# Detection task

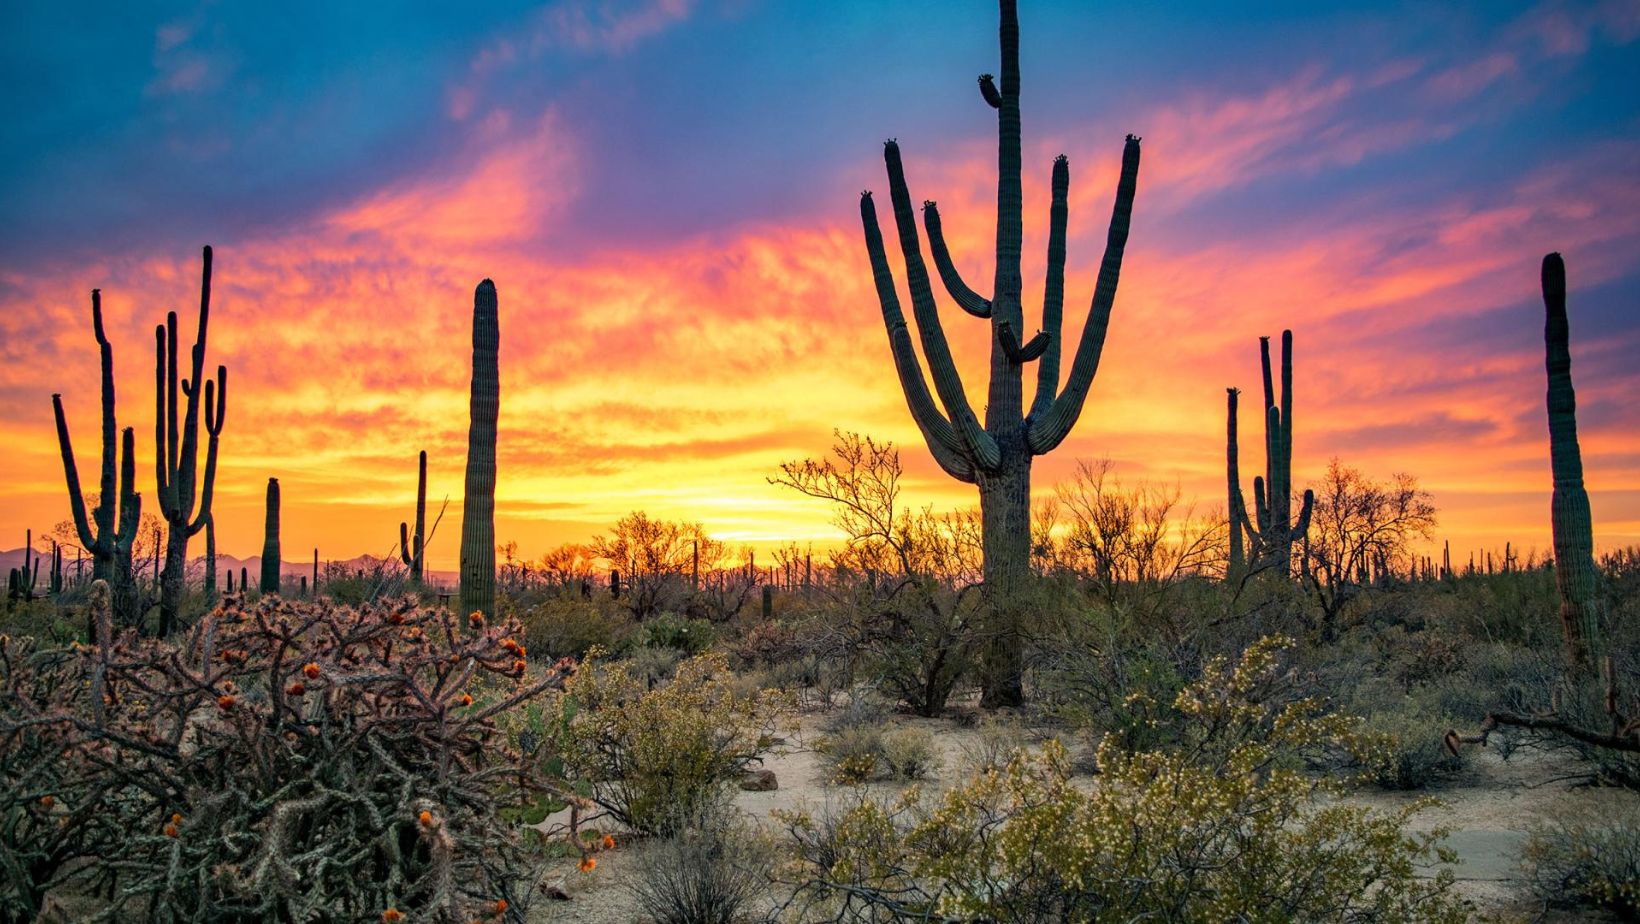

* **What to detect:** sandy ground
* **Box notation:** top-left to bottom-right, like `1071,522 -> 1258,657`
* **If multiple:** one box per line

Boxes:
530,710 -> 1640,923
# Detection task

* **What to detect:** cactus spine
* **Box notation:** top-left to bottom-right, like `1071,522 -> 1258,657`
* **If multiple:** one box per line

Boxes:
1228,331 -> 1314,578
53,288 -> 144,627
155,246 -> 228,635
459,280 -> 499,624
400,450 -> 427,584
1542,252 -> 1600,669
861,0 -> 1140,706
260,477 -> 281,594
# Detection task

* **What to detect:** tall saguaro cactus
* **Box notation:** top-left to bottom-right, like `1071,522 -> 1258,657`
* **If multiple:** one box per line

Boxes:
261,477 -> 281,594
1228,331 -> 1314,578
861,0 -> 1140,706
1542,252 -> 1600,669
400,450 -> 427,584
53,289 -> 143,627
460,281 -> 499,623
155,246 -> 228,635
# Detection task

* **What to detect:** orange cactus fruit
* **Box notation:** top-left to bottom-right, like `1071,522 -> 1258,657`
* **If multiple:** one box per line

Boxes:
389,610 -> 406,624
469,611 -> 485,628
418,810 -> 434,827
216,695 -> 236,711
460,693 -> 474,706
493,899 -> 508,913
302,662 -> 321,679
286,682 -> 306,696
511,659 -> 527,674
381,910 -> 403,923
601,833 -> 615,850
39,795 -> 55,809
577,855 -> 597,873
163,823 -> 179,838
171,813 -> 182,824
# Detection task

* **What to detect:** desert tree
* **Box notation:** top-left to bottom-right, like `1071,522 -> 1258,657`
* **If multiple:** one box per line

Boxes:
1300,459 -> 1436,640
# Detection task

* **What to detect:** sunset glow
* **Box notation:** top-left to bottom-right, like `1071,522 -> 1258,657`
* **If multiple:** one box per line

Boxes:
3,0 -> 1638,570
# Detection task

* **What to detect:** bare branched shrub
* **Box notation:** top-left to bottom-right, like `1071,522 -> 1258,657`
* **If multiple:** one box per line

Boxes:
626,797 -> 774,924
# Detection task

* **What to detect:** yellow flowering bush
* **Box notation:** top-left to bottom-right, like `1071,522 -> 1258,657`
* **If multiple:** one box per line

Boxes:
553,650 -> 789,834
778,637 -> 1470,922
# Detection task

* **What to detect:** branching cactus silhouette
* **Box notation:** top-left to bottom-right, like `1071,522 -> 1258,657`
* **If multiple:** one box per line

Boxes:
460,281 -> 499,624
1542,252 -> 1600,669
401,449 -> 428,584
1227,331 -> 1313,579
52,288 -> 143,628
154,246 -> 227,635
860,0 -> 1140,705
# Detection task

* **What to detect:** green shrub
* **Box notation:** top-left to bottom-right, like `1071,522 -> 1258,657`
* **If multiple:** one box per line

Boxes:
1355,703 -> 1465,790
514,594 -> 627,660
635,612 -> 718,655
816,725 -> 884,784
880,726 -> 939,781
777,637 -> 1469,922
552,651 -> 787,835
1521,799 -> 1640,917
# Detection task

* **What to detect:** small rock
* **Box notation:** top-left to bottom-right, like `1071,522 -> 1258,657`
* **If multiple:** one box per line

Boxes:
739,769 -> 778,791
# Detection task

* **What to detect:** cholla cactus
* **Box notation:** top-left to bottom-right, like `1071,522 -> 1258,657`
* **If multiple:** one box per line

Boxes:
2,592 -> 589,921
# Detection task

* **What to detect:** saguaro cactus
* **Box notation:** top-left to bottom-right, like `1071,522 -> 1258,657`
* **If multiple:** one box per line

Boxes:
261,477 -> 281,594
203,514 -> 217,604
53,288 -> 144,627
155,246 -> 228,635
400,450 -> 428,584
1228,331 -> 1314,578
1542,252 -> 1600,669
861,0 -> 1140,706
459,281 -> 499,623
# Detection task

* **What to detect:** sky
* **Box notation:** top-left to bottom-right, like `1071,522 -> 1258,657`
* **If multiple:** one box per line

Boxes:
2,0 -> 1638,571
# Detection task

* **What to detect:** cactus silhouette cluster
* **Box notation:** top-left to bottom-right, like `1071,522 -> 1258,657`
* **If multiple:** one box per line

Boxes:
154,246 -> 227,635
1542,253 -> 1601,668
1227,331 -> 1314,579
6,531 -> 39,602
861,0 -> 1140,705
460,281 -> 500,624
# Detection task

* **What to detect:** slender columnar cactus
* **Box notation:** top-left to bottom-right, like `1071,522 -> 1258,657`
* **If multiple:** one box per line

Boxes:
53,288 -> 143,626
16,530 -> 39,600
154,246 -> 227,635
1226,389 -> 1247,578
1542,252 -> 1600,668
312,548 -> 319,598
459,281 -> 499,624
261,477 -> 281,594
50,540 -> 63,595
203,514 -> 217,604
862,0 -> 1140,706
1228,331 -> 1314,578
400,450 -> 428,583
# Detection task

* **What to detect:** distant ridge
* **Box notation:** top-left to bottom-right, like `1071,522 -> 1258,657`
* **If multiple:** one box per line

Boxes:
0,548 -> 456,588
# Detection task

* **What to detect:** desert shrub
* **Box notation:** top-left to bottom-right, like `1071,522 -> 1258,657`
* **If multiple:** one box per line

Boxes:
0,598 -> 82,645
622,644 -> 684,687
2,587 -> 583,923
626,796 -> 774,924
634,612 -> 718,655
777,637 -> 1469,923
816,725 -> 884,784
957,715 -> 1031,775
1521,799 -> 1640,917
552,651 -> 787,835
880,726 -> 939,781
514,594 -> 627,661
1354,702 -> 1465,789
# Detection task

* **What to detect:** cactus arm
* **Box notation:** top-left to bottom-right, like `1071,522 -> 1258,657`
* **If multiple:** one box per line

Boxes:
186,369 -> 225,536
1226,388 -> 1247,572
862,191 -> 976,482
998,322 -> 1048,363
1027,134 -> 1140,454
978,73 -> 1001,109
880,146 -> 1000,470
992,0 -> 1024,340
1031,155 -> 1071,419
91,291 -> 116,539
1291,489 -> 1315,540
1278,330 -> 1294,537
400,521 -> 413,565
1252,475 -> 1270,540
176,247 -> 213,517
155,320 -> 173,516
53,394 -> 101,553
921,202 -> 992,318
116,427 -> 141,549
